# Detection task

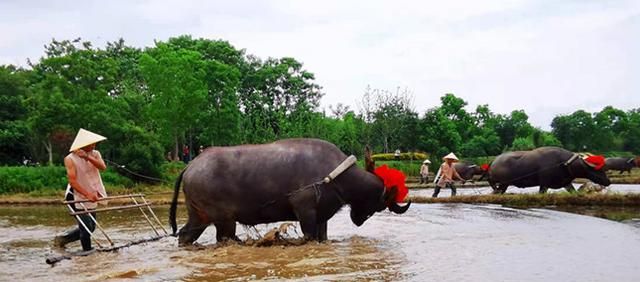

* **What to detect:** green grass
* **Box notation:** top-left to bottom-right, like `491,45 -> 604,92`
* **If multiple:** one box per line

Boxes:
408,193 -> 640,208
0,165 -> 133,195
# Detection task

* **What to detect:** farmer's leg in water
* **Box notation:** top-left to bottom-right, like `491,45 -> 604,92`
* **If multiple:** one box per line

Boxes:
448,182 -> 457,196
54,191 -> 80,247
432,185 -> 441,198
78,212 -> 97,251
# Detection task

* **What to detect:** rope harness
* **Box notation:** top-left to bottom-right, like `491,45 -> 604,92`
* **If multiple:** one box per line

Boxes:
260,155 -> 357,209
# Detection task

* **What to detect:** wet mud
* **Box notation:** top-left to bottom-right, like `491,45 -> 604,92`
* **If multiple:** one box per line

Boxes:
1,201 -> 640,281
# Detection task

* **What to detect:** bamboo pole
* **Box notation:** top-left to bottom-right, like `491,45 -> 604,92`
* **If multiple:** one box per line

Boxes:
62,194 -> 145,204
69,203 -> 150,216
140,196 -> 169,235
130,196 -> 160,236
79,203 -> 114,246
65,203 -> 103,249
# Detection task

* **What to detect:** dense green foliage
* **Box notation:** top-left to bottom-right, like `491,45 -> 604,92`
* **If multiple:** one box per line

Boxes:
1,35 -> 638,187
0,166 -> 132,194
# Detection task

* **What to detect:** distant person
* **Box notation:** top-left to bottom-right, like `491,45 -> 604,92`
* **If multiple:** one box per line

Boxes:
394,149 -> 401,160
420,159 -> 430,184
433,153 -> 465,198
198,145 -> 204,155
53,128 -> 108,251
182,145 -> 190,164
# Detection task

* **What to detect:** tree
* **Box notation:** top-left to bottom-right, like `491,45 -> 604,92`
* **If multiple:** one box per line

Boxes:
0,65 -> 30,165
358,86 -> 418,153
511,137 -> 535,151
551,110 -> 595,151
239,56 -> 323,142
592,106 -> 627,151
140,44 -> 208,159
621,109 -> 640,154
196,60 -> 242,146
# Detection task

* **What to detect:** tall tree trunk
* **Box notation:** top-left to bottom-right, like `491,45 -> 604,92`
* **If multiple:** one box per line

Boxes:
174,134 -> 179,161
43,140 -> 52,166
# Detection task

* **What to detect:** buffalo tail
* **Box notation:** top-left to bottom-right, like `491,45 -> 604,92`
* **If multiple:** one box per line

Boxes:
169,169 -> 186,236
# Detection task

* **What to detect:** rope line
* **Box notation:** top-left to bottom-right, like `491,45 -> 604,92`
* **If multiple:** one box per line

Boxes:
104,159 -> 168,183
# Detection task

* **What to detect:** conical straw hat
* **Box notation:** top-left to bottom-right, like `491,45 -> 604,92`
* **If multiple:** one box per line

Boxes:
69,128 -> 107,152
423,159 -> 431,164
442,152 -> 459,161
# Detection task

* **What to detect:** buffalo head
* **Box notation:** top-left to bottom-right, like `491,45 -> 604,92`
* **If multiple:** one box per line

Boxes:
350,146 -> 411,226
578,156 -> 611,187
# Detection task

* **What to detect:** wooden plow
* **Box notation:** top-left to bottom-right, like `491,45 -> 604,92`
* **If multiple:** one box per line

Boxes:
46,194 -> 170,265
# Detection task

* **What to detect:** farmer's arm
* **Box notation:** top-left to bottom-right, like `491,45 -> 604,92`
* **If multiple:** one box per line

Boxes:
83,151 -> 106,171
453,168 -> 465,181
64,156 -> 98,202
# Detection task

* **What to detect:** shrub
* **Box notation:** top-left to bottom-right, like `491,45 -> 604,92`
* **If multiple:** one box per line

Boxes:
357,159 -> 423,177
0,166 -> 132,194
160,161 -> 186,182
371,152 -> 428,161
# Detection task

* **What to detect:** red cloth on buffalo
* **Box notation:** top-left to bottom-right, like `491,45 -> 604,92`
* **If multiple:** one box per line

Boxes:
584,155 -> 605,170
374,165 -> 408,202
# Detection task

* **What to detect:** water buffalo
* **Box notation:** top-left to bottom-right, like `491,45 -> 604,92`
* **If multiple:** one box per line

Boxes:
169,138 -> 410,245
604,157 -> 638,174
488,147 -> 611,194
454,162 -> 489,182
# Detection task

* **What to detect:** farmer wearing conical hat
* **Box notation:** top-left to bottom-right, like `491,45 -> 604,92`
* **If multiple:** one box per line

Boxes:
432,152 -> 465,198
53,129 -> 107,251
420,159 -> 431,184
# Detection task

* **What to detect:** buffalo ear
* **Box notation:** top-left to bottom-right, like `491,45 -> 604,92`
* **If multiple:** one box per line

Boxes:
365,145 -> 375,173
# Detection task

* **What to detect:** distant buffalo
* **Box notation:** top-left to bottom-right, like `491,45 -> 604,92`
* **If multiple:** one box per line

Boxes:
604,157 -> 638,174
453,162 -> 489,182
488,147 -> 611,194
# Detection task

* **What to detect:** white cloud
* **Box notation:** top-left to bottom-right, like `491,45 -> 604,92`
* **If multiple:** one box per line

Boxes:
1,0 -> 638,129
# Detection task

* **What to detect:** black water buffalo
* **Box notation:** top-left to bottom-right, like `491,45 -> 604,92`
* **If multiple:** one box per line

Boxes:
604,157 -> 638,174
169,138 -> 410,245
488,147 -> 611,194
454,162 -> 488,182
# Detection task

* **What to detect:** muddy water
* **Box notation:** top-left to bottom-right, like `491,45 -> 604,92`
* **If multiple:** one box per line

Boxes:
410,183 -> 640,198
1,203 -> 640,281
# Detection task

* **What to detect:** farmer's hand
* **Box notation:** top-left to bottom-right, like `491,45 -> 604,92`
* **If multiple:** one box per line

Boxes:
75,150 -> 88,159
88,191 -> 99,202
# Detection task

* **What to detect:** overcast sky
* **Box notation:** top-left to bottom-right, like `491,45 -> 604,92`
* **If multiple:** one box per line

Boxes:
1,0 -> 639,129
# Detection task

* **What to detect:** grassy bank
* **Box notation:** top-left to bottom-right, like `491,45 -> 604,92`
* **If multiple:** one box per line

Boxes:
409,193 -> 640,208
0,184 -> 179,205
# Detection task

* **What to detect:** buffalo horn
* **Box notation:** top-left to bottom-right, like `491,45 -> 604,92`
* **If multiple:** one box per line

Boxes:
388,201 -> 411,214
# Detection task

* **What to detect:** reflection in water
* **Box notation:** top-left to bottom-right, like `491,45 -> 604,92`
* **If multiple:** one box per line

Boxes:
1,204 -> 640,281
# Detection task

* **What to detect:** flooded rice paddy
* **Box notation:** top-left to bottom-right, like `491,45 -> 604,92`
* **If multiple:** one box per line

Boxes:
1,186 -> 640,281
410,183 -> 640,198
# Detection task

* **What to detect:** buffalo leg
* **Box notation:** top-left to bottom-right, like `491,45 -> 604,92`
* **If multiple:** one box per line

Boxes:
317,222 -> 328,242
178,221 -> 208,246
297,210 -> 319,241
493,184 -> 508,194
489,181 -> 500,194
539,186 -> 548,194
214,221 -> 240,242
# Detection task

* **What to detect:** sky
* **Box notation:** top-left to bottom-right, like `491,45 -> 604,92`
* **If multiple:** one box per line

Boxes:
1,0 -> 639,129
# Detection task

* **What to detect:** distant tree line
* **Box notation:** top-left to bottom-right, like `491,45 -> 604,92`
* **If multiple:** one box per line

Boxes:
1,35 -> 638,178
